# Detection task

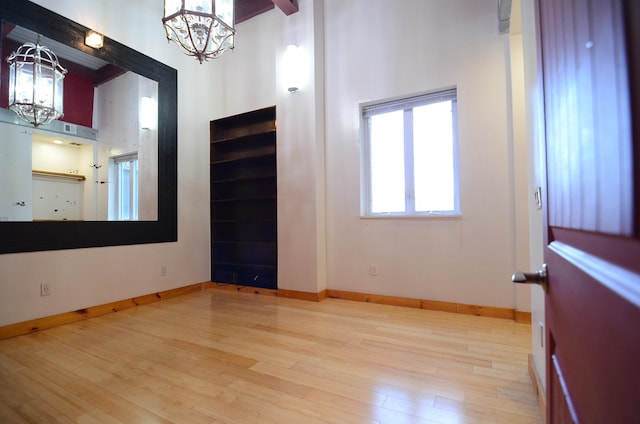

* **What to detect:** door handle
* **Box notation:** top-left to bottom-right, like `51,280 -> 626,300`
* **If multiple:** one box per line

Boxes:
512,264 -> 548,293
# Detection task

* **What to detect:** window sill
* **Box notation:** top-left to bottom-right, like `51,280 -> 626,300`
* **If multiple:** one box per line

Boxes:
360,213 -> 462,220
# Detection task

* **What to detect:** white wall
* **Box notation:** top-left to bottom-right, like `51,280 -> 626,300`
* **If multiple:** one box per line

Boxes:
521,0 -> 547,390
0,123 -> 32,221
323,0 -> 529,308
509,34 -> 533,314
0,0 -> 218,326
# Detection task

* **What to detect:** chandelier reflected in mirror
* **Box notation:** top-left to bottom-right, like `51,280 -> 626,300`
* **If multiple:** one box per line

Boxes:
162,0 -> 235,63
7,36 -> 67,128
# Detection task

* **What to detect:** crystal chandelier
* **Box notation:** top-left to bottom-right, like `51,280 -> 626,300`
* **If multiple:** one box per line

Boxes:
7,37 -> 67,128
162,0 -> 235,63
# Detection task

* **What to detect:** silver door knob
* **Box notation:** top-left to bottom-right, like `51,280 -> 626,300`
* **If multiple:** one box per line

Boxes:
512,263 -> 548,293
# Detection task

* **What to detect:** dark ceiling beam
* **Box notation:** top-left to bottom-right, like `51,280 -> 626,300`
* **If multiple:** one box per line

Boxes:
93,65 -> 128,87
271,0 -> 298,16
235,0 -> 274,24
1,22 -> 16,39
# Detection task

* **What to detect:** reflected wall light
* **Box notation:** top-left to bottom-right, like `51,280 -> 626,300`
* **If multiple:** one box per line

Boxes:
283,44 -> 303,93
85,30 -> 104,49
7,37 -> 67,128
140,96 -> 157,130
162,0 -> 235,63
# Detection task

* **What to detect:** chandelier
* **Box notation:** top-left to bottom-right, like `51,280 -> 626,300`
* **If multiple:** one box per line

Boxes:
7,37 -> 67,128
162,0 -> 235,63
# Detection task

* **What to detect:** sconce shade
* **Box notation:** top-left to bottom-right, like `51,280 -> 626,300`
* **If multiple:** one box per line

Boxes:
140,96 -> 157,129
7,40 -> 67,128
162,0 -> 235,63
284,44 -> 303,92
85,30 -> 104,49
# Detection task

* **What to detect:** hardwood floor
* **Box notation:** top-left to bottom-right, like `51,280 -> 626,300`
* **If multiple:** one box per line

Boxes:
0,289 -> 542,423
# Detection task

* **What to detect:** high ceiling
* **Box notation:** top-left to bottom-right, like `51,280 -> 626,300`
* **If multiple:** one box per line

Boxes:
1,0 -> 299,84
236,0 -> 298,24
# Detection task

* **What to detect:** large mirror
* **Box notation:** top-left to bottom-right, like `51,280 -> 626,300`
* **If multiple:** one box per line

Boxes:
0,2 -> 177,253
1,24 -> 160,223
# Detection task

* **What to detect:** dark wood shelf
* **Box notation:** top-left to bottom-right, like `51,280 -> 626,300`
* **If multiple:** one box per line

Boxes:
212,261 -> 276,269
211,218 -> 275,223
211,174 -> 276,184
210,150 -> 275,165
211,129 -> 276,144
211,106 -> 276,140
210,106 -> 277,289
211,195 -> 276,203
213,240 -> 275,245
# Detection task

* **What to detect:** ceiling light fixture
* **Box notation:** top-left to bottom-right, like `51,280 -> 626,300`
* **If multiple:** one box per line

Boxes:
162,0 -> 235,64
7,36 -> 67,128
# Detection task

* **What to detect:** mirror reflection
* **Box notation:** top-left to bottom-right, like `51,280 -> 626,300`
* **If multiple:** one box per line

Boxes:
0,22 -> 158,222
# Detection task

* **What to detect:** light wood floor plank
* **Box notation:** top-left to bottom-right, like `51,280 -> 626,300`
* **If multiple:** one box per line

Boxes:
0,289 -> 541,423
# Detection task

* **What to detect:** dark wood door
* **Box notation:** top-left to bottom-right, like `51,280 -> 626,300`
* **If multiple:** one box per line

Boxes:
537,0 -> 640,422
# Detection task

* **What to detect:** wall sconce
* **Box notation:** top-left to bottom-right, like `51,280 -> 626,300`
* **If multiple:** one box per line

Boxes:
140,97 -> 157,130
85,30 -> 104,49
7,37 -> 67,128
162,0 -> 235,63
283,44 -> 303,93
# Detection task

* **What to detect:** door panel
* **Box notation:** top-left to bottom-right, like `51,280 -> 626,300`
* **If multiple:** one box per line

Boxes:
538,0 -> 640,422
546,232 -> 640,422
542,0 -> 632,235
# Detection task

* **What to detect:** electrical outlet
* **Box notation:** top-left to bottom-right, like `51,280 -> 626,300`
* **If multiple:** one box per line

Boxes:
161,266 -> 167,277
40,283 -> 51,296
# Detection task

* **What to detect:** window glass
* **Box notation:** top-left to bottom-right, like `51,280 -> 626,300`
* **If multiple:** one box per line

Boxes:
413,101 -> 455,212
370,110 -> 405,213
114,154 -> 138,220
362,89 -> 459,217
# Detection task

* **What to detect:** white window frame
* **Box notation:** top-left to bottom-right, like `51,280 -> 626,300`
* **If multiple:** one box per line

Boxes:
361,88 -> 460,218
112,153 -> 139,221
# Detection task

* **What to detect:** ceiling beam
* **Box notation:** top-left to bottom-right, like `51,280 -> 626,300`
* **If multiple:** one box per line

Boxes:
271,0 -> 298,16
235,0 -> 274,24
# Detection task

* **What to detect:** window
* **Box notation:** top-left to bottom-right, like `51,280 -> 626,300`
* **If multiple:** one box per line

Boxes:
113,153 -> 139,220
362,88 -> 459,217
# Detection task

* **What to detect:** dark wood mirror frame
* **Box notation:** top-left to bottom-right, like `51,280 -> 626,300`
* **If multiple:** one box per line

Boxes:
0,2 -> 178,253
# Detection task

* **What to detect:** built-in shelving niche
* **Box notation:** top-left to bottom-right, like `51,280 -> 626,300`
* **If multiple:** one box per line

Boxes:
210,106 -> 277,289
